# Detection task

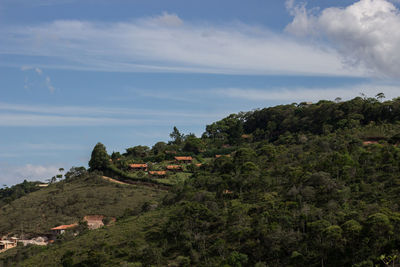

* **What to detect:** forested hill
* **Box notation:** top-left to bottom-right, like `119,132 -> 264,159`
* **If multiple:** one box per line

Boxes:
204,95 -> 400,144
2,95 -> 400,267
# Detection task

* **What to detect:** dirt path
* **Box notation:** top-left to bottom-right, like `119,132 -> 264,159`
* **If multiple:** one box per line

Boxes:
102,176 -> 131,185
102,176 -> 170,191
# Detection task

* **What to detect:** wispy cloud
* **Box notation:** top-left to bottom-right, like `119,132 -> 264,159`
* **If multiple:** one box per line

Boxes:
0,13 -> 367,77
0,102 -> 228,127
216,83 -> 400,103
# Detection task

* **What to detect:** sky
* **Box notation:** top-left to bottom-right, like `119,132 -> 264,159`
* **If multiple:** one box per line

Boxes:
1,0 -> 400,186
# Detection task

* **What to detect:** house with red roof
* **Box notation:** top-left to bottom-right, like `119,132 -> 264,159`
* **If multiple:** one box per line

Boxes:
166,165 -> 183,172
129,163 -> 148,171
149,171 -> 167,178
175,156 -> 193,164
51,224 -> 78,235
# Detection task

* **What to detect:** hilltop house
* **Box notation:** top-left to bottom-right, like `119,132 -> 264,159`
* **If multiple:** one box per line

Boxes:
129,163 -> 148,171
175,156 -> 193,164
149,171 -> 167,178
51,224 -> 78,235
166,165 -> 183,172
83,215 -> 105,230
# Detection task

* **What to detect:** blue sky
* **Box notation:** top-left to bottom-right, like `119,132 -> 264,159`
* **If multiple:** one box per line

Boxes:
1,0 -> 400,185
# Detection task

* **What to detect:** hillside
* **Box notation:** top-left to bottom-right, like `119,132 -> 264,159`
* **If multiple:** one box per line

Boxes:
0,168 -> 165,238
2,96 -> 400,266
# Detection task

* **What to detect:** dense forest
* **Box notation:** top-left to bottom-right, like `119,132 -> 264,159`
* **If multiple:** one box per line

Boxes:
2,95 -> 400,266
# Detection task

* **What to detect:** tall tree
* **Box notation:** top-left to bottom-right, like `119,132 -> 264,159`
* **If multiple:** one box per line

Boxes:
170,126 -> 184,145
88,142 -> 110,171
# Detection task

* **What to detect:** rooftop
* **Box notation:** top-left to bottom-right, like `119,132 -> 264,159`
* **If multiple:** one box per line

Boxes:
51,223 -> 78,230
175,156 -> 193,161
129,163 -> 148,168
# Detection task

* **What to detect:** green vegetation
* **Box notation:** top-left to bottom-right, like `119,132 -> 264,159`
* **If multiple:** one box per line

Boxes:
2,95 -> 400,266
0,180 -> 41,207
0,169 -> 165,237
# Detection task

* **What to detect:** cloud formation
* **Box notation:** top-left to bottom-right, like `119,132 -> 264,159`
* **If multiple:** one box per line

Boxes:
0,163 -> 60,186
286,0 -> 400,77
217,83 -> 400,103
0,13 -> 365,77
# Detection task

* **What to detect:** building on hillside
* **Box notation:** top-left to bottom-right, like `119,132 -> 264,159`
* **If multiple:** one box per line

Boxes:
362,140 -> 379,145
175,156 -> 193,164
166,165 -> 183,172
362,136 -> 386,146
129,163 -> 148,171
223,189 -> 233,195
195,163 -> 202,167
37,183 -> 49,187
83,215 -> 105,230
51,224 -> 78,235
0,240 -> 17,252
149,171 -> 167,178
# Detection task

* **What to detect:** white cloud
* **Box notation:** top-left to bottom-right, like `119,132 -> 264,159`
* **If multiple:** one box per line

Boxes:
286,0 -> 400,78
0,164 -> 60,186
0,13 -> 367,77
148,12 -> 183,27
216,83 -> 400,103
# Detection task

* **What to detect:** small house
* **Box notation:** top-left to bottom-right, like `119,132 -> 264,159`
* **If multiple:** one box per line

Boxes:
129,163 -> 148,171
166,165 -> 183,172
223,189 -> 233,195
83,215 -> 105,230
51,224 -> 78,235
175,156 -> 193,164
362,141 -> 379,145
149,171 -> 167,178
0,240 -> 16,252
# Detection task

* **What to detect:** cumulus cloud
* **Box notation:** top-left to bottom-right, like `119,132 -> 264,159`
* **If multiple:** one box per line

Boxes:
0,13 -> 366,77
0,164 -> 60,186
286,0 -> 400,77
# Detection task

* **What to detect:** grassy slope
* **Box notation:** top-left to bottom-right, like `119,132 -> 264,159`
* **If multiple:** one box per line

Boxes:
0,174 -> 165,237
0,209 -> 169,267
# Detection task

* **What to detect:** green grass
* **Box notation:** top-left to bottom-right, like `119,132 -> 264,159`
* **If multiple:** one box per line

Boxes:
0,174 -> 165,237
0,208 -> 171,267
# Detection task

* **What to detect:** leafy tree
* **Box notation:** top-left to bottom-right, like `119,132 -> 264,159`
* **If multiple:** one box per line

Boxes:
170,126 -> 184,145
125,145 -> 150,158
88,142 -> 110,171
183,135 -> 203,154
